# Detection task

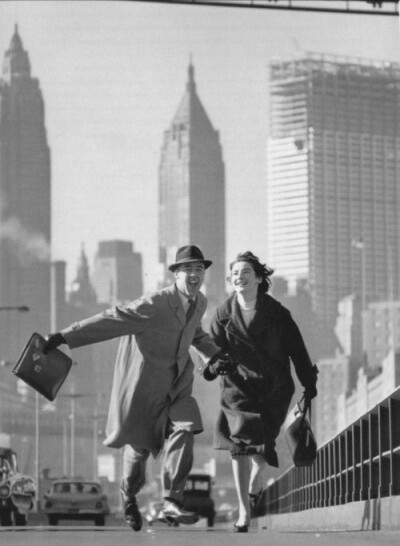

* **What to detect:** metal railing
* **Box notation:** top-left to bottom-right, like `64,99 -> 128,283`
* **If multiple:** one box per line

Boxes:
265,386 -> 400,514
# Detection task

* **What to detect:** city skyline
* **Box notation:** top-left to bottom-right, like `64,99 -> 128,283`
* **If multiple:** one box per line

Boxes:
0,1 -> 399,293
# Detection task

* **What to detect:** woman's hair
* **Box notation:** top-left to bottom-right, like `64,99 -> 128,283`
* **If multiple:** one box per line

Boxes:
229,251 -> 274,293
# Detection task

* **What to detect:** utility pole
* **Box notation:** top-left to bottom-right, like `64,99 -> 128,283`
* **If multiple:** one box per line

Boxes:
61,384 -> 92,477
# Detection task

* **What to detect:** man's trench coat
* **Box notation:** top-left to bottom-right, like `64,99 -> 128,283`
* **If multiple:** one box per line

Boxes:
61,284 -> 219,457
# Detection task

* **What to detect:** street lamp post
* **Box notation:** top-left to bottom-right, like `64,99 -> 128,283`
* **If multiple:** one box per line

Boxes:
61,384 -> 92,477
92,411 -> 107,480
35,391 -> 40,512
62,417 -> 68,476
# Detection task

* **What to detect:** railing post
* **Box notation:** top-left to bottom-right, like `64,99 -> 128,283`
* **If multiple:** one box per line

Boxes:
346,427 -> 353,504
360,417 -> 369,500
352,422 -> 360,502
317,448 -> 323,508
388,398 -> 394,496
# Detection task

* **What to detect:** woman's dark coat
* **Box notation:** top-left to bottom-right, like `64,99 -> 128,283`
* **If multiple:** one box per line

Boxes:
205,291 -> 316,467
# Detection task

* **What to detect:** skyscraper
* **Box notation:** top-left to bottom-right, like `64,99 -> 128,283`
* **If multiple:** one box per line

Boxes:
92,240 -> 143,306
0,26 -> 51,361
69,245 -> 97,310
158,63 -> 226,310
267,53 -> 400,357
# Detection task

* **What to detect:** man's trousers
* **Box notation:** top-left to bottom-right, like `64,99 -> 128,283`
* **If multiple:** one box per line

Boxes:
121,425 -> 194,505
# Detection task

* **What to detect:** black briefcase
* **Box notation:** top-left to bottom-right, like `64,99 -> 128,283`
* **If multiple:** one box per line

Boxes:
12,332 -> 72,401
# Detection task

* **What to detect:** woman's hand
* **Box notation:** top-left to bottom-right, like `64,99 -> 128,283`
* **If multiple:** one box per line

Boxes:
304,384 -> 317,402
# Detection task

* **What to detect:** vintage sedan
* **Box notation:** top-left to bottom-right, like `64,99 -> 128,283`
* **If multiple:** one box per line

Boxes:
43,479 -> 109,526
183,473 -> 215,527
0,447 -> 36,526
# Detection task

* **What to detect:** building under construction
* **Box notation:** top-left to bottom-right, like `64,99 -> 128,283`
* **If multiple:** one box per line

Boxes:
267,53 -> 400,359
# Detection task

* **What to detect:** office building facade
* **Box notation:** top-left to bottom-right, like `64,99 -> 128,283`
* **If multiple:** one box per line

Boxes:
92,240 -> 143,306
363,300 -> 400,370
267,53 -> 400,356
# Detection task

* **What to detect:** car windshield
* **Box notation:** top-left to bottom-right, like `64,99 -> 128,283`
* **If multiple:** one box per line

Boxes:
53,482 -> 100,494
185,479 -> 210,491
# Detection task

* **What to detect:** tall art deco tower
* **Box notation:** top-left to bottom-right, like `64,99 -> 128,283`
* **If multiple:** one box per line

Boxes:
158,63 -> 226,311
0,26 -> 51,361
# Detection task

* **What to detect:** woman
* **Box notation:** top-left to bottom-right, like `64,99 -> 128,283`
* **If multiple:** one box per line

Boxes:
203,251 -> 317,532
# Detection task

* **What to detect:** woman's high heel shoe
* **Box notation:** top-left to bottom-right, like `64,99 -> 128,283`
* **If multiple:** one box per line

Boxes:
234,523 -> 248,533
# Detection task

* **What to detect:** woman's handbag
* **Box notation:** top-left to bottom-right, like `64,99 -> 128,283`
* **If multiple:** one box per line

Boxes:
284,397 -> 317,467
12,332 -> 73,401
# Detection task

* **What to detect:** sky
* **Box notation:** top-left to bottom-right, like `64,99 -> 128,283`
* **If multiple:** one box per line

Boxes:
0,0 -> 399,291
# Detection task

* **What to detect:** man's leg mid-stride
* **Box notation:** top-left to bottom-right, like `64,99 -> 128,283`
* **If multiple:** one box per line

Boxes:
121,445 -> 150,531
158,425 -> 199,525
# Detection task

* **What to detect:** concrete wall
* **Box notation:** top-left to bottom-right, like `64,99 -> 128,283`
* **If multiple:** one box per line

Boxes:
260,496 -> 400,532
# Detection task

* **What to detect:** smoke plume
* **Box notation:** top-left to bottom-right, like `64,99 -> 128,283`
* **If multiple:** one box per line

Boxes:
0,217 -> 50,265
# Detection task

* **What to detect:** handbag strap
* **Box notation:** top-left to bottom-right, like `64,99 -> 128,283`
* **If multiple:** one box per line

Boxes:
300,395 -> 312,423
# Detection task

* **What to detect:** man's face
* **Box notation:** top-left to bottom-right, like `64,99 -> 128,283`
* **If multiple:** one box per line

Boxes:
174,262 -> 206,298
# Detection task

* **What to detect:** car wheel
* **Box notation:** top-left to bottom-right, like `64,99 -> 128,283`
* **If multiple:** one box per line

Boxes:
14,512 -> 27,526
0,509 -> 13,526
48,515 -> 58,526
95,515 -> 105,526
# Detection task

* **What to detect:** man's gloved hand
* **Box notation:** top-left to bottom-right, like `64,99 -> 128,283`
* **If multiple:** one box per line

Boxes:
208,352 -> 235,376
43,332 -> 66,354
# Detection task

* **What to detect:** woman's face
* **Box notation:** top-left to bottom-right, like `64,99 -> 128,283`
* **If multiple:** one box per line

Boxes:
230,260 -> 261,297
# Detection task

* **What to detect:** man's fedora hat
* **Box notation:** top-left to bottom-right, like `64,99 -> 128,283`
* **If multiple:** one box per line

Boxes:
168,245 -> 212,272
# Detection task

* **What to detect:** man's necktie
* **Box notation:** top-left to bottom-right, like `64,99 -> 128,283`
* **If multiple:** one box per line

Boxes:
186,298 -> 195,322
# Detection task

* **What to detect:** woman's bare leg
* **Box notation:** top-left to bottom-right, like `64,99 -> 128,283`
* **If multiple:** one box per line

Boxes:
249,454 -> 267,495
231,455 -> 251,526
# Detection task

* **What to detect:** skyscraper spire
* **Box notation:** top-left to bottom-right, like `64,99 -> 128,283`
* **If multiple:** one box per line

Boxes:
2,24 -> 31,82
187,58 -> 196,92
69,243 -> 97,307
159,64 -> 225,307
10,24 -> 23,51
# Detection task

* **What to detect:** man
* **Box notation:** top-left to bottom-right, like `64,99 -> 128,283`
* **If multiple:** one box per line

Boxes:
44,245 -> 231,531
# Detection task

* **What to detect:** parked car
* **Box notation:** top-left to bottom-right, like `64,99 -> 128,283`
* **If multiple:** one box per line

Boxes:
42,479 -> 109,526
183,473 -> 215,527
0,447 -> 36,526
214,486 -> 238,523
214,502 -> 238,523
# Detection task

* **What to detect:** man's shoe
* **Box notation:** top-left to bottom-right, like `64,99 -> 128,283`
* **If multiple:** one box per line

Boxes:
124,497 -> 142,531
157,500 -> 199,525
234,523 -> 248,533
